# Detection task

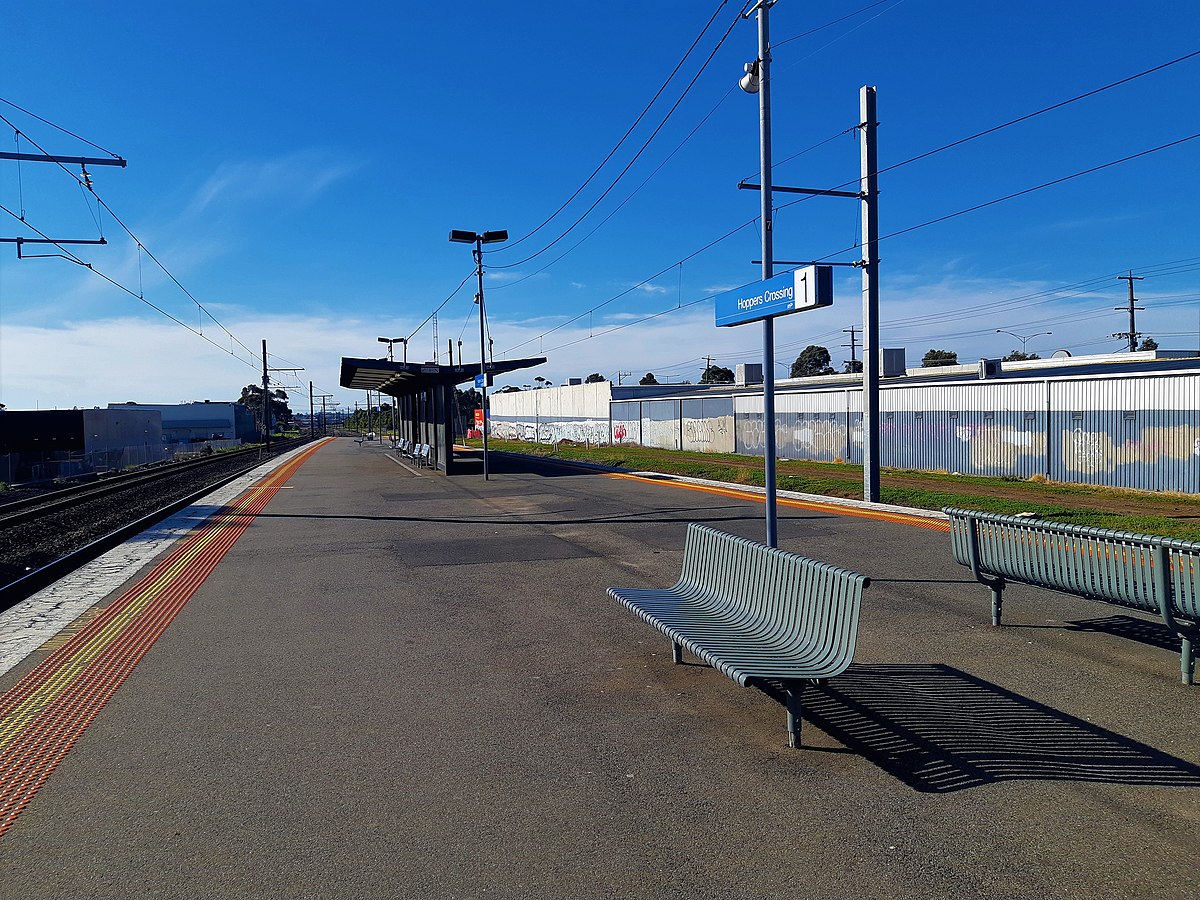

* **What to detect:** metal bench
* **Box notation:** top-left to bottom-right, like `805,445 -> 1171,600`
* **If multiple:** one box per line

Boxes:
607,523 -> 870,747
945,507 -> 1200,685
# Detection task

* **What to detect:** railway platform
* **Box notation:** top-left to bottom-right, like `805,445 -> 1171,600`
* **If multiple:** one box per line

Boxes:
1,436 -> 1197,899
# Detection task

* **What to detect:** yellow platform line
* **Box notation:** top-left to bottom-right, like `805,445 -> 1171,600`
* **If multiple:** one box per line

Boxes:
604,471 -> 949,532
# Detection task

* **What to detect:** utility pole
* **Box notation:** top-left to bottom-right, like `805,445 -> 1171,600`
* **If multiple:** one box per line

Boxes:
1114,271 -> 1145,352
860,86 -> 881,503
842,326 -> 860,369
261,340 -> 271,452
316,393 -> 333,436
309,381 -> 315,439
614,371 -> 632,385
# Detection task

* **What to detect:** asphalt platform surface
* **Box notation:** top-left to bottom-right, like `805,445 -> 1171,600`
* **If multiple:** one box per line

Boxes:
3,437 -> 1198,898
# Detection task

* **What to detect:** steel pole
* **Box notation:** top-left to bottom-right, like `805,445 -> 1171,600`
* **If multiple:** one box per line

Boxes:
860,86 -> 881,502
476,238 -> 490,480
757,2 -> 777,547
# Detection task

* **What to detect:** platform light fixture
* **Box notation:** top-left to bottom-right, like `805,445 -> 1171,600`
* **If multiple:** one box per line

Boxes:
449,227 -> 509,479
996,329 -> 1051,355
377,336 -> 408,363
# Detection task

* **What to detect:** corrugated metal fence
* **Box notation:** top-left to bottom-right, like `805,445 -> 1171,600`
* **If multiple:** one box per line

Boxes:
607,372 -> 1200,493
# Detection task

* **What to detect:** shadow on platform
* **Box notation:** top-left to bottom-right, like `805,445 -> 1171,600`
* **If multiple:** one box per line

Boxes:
761,664 -> 1200,793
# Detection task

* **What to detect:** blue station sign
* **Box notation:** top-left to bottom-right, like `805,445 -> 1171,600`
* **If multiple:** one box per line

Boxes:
714,265 -> 833,328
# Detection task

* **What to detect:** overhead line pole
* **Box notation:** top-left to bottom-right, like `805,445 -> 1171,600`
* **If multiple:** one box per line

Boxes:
261,340 -> 271,453
752,0 -> 778,548
860,86 -> 881,502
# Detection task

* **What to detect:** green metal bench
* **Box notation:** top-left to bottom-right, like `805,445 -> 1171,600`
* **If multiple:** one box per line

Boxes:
607,523 -> 870,748
945,507 -> 1200,685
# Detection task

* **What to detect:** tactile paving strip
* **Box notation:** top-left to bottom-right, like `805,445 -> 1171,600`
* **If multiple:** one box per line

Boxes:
0,439 -> 331,838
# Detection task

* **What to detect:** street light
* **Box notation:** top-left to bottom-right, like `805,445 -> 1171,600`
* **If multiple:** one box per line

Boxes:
449,228 -> 508,480
377,336 -> 407,363
996,329 -> 1051,355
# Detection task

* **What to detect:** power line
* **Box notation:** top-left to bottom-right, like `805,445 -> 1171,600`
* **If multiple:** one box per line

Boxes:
494,83 -> 742,293
772,47 -> 1200,220
498,0 -> 731,256
489,6 -> 743,270
772,0 -> 895,49
0,109 -> 258,359
0,202 -> 261,371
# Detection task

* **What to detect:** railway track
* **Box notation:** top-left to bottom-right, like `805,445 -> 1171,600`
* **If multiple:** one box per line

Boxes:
0,438 -> 312,610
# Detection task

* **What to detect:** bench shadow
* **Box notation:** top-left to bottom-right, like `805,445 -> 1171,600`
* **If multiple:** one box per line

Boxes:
1004,614 -> 1182,653
762,664 -> 1200,793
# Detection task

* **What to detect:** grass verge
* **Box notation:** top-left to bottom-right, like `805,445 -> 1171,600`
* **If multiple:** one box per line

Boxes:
466,438 -> 1200,541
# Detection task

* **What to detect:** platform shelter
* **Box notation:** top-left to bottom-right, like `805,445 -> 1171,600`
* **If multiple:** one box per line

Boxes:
339,356 -> 546,473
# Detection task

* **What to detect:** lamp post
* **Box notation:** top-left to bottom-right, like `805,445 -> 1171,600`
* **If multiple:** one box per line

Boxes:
378,336 -> 407,440
995,329 -> 1051,355
449,228 -> 508,480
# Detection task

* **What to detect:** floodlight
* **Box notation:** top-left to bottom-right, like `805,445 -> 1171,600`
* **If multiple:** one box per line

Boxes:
739,61 -> 760,94
481,229 -> 509,244
449,229 -> 476,243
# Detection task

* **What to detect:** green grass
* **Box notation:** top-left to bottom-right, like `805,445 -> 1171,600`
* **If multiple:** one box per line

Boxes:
467,438 -> 1200,541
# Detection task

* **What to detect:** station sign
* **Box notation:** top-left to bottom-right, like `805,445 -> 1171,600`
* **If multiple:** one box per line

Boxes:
715,265 -> 833,328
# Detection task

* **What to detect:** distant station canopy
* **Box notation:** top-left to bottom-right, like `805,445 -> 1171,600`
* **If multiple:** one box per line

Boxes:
339,356 -> 547,397
338,354 -> 547,475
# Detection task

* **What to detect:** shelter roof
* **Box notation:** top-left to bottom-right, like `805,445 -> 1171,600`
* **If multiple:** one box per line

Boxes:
339,356 -> 547,398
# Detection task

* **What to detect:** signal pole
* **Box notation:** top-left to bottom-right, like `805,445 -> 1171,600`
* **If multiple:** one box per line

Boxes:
1114,271 -> 1145,352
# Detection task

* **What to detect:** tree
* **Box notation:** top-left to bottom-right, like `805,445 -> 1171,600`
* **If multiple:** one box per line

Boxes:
455,387 -> 481,413
790,345 -> 835,378
1138,337 -> 1159,351
237,384 -> 292,433
639,372 -> 659,385
1002,350 -> 1040,362
844,359 -> 863,374
699,365 -> 735,384
584,373 -> 606,383
921,349 -> 959,368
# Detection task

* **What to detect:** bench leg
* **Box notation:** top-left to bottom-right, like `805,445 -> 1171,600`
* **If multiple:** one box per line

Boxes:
990,577 -> 1006,626
785,681 -> 805,749
671,641 -> 683,664
1182,635 -> 1195,686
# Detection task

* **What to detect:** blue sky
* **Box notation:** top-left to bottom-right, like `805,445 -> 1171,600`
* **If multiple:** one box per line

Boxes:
1,0 -> 1197,412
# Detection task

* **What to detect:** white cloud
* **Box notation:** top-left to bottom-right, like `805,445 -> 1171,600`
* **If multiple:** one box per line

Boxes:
0,313 -> 375,411
187,150 -> 360,216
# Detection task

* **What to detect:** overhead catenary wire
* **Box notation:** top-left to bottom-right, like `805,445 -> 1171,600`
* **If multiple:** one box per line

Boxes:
489,6 -> 743,271
772,47 -> 1200,221
498,0 -> 732,256
493,82 -> 747,293
497,46 -> 1199,366
0,202 -> 261,372
493,0 -> 908,292
0,96 -> 124,160
502,127 -> 1198,363
0,109 -> 258,360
